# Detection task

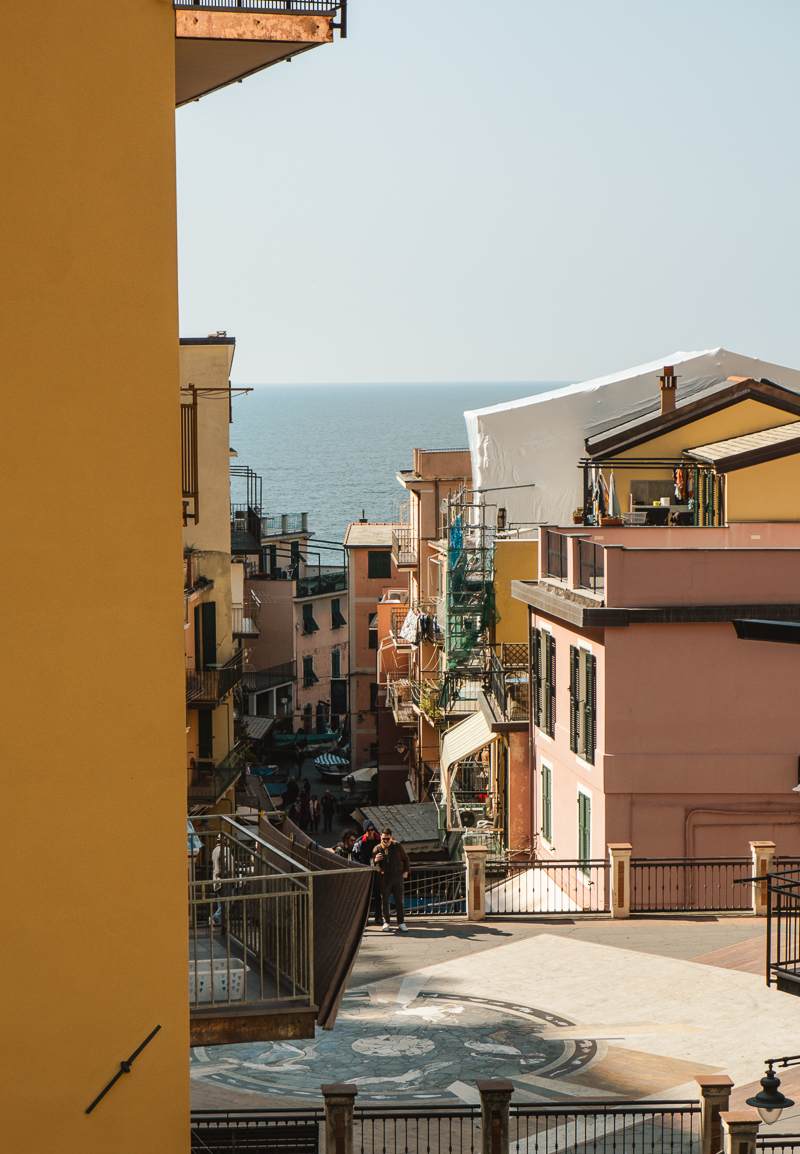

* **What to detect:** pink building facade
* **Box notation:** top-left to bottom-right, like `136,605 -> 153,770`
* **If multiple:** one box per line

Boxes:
513,523 -> 800,861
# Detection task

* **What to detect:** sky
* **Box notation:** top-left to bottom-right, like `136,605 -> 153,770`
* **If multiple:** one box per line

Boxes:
176,0 -> 800,385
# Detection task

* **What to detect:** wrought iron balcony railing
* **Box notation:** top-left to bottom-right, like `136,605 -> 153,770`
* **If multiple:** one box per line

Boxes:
175,0 -> 345,20
295,568 -> 346,598
392,526 -> 418,568
232,592 -> 261,638
186,651 -> 244,706
242,660 -> 296,693
188,743 -> 247,805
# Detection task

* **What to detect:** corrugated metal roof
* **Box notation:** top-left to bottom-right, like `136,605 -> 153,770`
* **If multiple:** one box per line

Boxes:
356,803 -> 440,847
343,524 -> 398,548
686,420 -> 800,463
441,711 -> 496,774
241,715 -> 276,740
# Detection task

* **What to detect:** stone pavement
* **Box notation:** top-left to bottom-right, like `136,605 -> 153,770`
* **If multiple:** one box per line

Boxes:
192,914 -> 783,1113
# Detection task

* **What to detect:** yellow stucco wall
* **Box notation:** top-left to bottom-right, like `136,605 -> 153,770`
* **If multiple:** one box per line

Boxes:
727,454 -> 800,521
1,4 -> 189,1152
603,399 -> 800,514
494,539 -> 538,643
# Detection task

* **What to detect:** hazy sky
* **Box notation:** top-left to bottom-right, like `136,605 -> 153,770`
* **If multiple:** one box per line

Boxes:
176,1 -> 800,385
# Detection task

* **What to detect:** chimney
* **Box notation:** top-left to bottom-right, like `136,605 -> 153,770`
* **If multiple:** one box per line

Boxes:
359,509 -> 367,524
659,366 -> 677,415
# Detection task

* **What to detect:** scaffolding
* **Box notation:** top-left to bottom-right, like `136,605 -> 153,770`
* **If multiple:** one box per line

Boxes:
443,487 -> 496,671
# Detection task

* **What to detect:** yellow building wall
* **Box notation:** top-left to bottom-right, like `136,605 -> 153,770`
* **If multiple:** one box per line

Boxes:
1,4 -> 189,1153
727,455 -> 800,521
494,539 -> 538,643
604,399 -> 798,514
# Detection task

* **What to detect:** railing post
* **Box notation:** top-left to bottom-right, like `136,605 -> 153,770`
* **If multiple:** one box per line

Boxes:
302,512 -> 308,532
720,1111 -> 760,1154
464,845 -> 487,921
608,843 -> 632,918
321,1084 -> 357,1154
750,841 -> 776,916
281,514 -> 289,534
696,1075 -> 733,1154
477,1080 -> 513,1154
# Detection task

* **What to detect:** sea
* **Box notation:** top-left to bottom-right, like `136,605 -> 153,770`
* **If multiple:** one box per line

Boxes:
229,382 -> 567,553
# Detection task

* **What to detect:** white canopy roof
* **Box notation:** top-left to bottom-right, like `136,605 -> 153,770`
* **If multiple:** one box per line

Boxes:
464,348 -> 800,529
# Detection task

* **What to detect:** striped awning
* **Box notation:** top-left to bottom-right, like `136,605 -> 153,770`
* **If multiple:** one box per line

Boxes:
441,710 -> 497,774
315,752 -> 350,768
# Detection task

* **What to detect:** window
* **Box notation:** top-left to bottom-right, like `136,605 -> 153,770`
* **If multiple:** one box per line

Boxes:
331,598 -> 346,628
369,682 -> 379,712
368,550 -> 392,579
578,789 -> 591,870
303,656 -> 318,687
331,650 -> 341,679
570,646 -> 597,764
198,711 -> 213,760
368,612 -> 378,650
531,626 -> 556,738
302,603 -> 319,635
541,762 -> 552,844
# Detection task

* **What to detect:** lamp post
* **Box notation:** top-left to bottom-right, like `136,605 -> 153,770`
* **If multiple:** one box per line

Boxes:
746,1057 -> 798,1124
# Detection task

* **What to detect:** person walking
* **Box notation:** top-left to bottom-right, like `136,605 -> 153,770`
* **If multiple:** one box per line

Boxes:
321,789 -> 336,833
297,788 -> 311,832
372,828 -> 410,932
353,821 -> 381,924
309,794 -> 321,833
334,830 -> 357,860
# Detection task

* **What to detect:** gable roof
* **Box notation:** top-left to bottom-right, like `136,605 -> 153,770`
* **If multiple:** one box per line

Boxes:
686,419 -> 800,473
585,378 -> 800,459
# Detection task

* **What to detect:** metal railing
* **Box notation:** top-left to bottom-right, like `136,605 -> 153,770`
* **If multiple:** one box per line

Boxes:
489,648 -> 529,721
385,674 -> 416,725
263,513 -> 308,537
186,651 -> 244,705
766,863 -> 800,990
392,526 -> 418,568
545,529 -> 568,580
176,0 -> 344,15
758,1137 -> 800,1154
189,817 -> 314,1013
486,858 -> 609,915
578,537 -> 604,592
509,1102 -> 701,1154
295,569 -> 347,598
356,1108 -> 479,1154
404,863 -> 467,916
231,503 -> 262,550
188,743 -> 248,805
630,858 -> 753,912
242,660 -> 297,693
232,592 -> 261,637
191,1111 -> 321,1153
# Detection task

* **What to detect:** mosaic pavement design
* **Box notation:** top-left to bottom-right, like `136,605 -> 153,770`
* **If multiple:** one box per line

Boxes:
191,990 -> 601,1103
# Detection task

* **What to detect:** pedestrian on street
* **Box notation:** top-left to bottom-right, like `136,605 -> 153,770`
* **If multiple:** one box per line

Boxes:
309,794 -> 321,833
353,821 -> 382,924
321,789 -> 336,833
372,828 -> 410,932
297,788 -> 311,832
334,830 -> 357,860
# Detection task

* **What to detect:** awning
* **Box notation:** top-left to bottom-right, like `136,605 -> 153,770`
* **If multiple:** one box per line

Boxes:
315,752 -> 350,768
733,619 -> 800,645
441,710 -> 497,774
240,715 -> 276,741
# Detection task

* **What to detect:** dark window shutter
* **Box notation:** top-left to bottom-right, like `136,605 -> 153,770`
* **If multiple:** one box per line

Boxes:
331,598 -> 346,628
330,678 -> 347,715
547,634 -> 557,738
569,645 -> 579,754
578,792 -> 591,864
531,627 -> 542,728
368,551 -> 392,579
194,606 -> 202,672
198,710 -> 213,760
303,656 -> 318,686
201,601 -> 216,670
302,603 -> 319,634
584,652 -> 596,765
331,650 -> 341,679
542,764 -> 552,842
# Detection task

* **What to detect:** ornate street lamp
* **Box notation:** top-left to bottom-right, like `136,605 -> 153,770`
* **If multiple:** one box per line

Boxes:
746,1057 -> 797,1124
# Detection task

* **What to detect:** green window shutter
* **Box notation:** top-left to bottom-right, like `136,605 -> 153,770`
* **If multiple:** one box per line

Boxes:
547,633 -> 557,738
194,606 -> 202,672
198,710 -> 213,760
569,645 -> 579,754
331,650 -> 341,679
302,603 -> 319,634
368,551 -> 392,579
201,601 -> 216,670
331,598 -> 346,628
302,656 -> 318,686
584,652 -> 596,765
541,764 -> 552,842
578,792 -> 591,865
530,627 -> 542,728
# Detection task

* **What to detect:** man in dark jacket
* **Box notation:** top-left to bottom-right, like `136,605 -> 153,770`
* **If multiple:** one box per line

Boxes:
321,789 -> 336,833
353,821 -> 381,925
372,828 -> 410,932
334,830 -> 357,860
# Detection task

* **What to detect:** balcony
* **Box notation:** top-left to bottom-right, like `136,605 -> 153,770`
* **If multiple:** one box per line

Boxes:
175,2 -> 346,108
231,504 -> 262,554
386,675 -> 416,726
188,743 -> 247,805
232,592 -> 261,638
242,660 -> 296,693
186,651 -> 244,707
295,568 -> 346,598
263,513 -> 308,538
392,525 -> 418,569
487,644 -> 529,724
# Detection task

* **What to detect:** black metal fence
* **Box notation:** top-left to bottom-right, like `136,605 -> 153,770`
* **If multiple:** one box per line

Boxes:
486,858 -> 609,915
192,1111 -> 322,1153
405,863 -> 466,917
766,864 -> 800,991
355,1108 -> 479,1154
509,1102 -> 701,1154
630,858 -> 753,913
186,651 -> 244,705
176,1 -> 343,16
578,538 -> 604,592
758,1137 -> 800,1154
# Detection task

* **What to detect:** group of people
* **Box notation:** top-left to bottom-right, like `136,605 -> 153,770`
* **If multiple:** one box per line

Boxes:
334,821 -> 411,931
284,779 -> 339,833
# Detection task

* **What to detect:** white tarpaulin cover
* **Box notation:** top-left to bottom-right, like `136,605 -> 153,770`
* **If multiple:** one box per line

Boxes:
464,348 -> 800,529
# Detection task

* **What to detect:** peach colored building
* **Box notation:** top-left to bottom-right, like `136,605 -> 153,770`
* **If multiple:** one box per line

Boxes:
513,521 -> 800,861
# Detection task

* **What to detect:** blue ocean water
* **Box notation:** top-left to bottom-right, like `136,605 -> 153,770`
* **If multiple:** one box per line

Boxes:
229,383 -> 567,549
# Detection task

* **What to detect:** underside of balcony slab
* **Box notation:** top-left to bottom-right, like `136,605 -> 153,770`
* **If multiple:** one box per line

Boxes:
190,1003 -> 318,1046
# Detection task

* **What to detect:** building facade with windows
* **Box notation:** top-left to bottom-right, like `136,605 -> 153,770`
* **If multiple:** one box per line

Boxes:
294,564 -> 349,736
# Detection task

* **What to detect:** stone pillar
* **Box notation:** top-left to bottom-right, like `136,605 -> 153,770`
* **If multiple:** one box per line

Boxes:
321,1084 -> 357,1154
720,1111 -> 760,1154
608,843 -> 632,919
696,1075 -> 734,1154
750,841 -> 776,917
477,1079 -> 514,1154
464,845 -> 488,921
